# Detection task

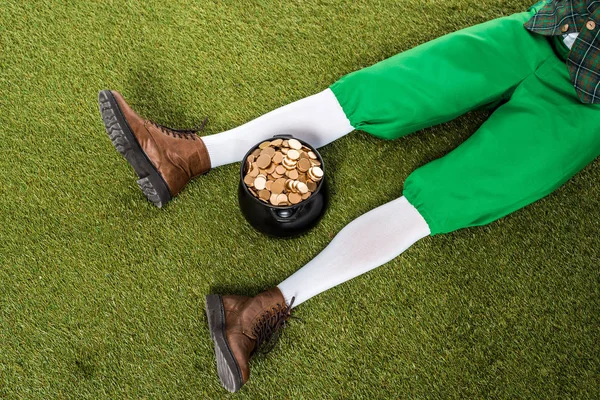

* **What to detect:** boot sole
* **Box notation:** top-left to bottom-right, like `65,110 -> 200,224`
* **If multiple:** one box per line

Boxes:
205,294 -> 244,393
97,90 -> 172,208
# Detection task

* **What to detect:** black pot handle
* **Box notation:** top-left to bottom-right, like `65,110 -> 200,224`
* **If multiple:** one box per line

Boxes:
269,204 -> 305,223
273,134 -> 293,139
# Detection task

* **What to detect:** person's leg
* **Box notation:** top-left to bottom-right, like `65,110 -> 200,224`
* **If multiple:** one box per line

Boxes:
205,195 -> 430,392
328,2 -> 554,141
99,89 -> 353,207
277,196 -> 429,306
203,89 -> 354,168
403,55 -> 600,236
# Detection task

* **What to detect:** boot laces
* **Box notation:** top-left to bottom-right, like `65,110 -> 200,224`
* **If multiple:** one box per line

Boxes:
252,297 -> 296,354
151,117 -> 208,140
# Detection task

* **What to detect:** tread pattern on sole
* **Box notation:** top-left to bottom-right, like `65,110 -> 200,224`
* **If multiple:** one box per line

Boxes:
98,90 -> 171,208
99,92 -> 131,157
137,177 -> 164,208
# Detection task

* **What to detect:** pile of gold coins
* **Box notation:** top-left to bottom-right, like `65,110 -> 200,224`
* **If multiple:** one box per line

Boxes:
243,138 -> 324,206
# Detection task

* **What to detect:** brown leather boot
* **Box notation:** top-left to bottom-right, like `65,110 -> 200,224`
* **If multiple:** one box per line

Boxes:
97,90 -> 211,208
205,288 -> 293,392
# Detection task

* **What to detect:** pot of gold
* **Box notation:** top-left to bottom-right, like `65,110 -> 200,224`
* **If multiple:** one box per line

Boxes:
238,135 -> 328,237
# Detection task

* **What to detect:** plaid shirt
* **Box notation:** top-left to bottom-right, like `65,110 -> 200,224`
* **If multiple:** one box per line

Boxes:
524,0 -> 600,103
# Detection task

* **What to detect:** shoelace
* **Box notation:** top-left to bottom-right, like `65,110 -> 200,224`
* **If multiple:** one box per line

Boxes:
151,117 -> 208,140
252,297 -> 296,355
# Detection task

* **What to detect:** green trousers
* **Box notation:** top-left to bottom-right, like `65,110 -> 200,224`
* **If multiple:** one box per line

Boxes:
330,4 -> 600,235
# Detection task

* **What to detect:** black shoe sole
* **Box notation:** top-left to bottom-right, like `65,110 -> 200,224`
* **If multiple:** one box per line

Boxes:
205,294 -> 244,393
98,90 -> 172,208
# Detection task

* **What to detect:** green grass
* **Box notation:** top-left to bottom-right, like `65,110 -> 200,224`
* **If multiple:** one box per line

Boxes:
1,0 -> 599,398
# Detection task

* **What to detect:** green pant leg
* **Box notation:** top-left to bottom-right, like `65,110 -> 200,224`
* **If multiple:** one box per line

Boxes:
403,56 -> 600,235
329,8 -> 555,140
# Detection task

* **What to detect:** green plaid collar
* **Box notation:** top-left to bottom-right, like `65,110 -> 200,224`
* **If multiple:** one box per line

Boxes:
525,0 -> 600,103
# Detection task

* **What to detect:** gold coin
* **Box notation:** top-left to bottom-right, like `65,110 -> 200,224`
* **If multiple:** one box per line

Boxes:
298,174 -> 307,183
275,165 -> 287,175
270,193 -> 279,205
282,140 -> 289,148
271,172 -> 282,179
259,141 -> 271,149
276,193 -> 288,204
308,166 -> 324,180
252,148 -> 262,158
302,192 -> 311,200
289,192 -> 302,204
310,159 -> 321,166
258,190 -> 271,200
287,169 -> 299,180
297,182 -> 308,194
248,165 -> 259,178
306,180 -> 317,192
287,149 -> 300,160
254,176 -> 267,190
265,180 -> 273,191
272,152 -> 283,164
297,158 -> 311,172
271,138 -> 283,147
282,157 -> 297,170
308,151 -> 317,160
280,147 -> 289,154
266,163 -> 277,174
247,155 -> 256,163
288,139 -> 302,150
256,154 -> 272,169
244,174 -> 255,187
271,179 -> 286,194
261,147 -> 276,158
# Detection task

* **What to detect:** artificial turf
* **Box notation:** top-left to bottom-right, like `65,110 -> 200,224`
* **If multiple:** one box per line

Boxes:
1,0 -> 599,398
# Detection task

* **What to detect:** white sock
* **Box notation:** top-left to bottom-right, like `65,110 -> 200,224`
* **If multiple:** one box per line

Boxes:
277,196 -> 430,307
202,88 -> 354,168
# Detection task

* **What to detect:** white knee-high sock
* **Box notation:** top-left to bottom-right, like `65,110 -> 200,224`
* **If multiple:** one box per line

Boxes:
202,89 -> 354,168
277,196 -> 430,307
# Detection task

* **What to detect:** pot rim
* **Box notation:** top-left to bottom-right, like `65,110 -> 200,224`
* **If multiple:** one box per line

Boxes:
239,135 -> 326,209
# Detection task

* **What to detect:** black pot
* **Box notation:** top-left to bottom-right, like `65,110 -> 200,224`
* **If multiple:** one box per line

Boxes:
238,135 -> 328,238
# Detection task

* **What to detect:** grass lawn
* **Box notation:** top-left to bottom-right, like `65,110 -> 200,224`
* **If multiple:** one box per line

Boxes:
1,0 -> 599,398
